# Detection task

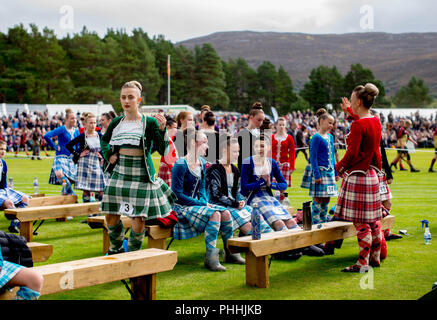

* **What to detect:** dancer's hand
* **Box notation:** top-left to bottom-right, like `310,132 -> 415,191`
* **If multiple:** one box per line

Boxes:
315,178 -> 322,184
340,97 -> 351,114
80,150 -> 90,158
238,200 -> 245,210
154,113 -> 167,131
109,153 -> 118,164
387,179 -> 393,185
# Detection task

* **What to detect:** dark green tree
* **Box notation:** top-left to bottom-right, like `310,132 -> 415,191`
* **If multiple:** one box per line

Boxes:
392,76 -> 434,108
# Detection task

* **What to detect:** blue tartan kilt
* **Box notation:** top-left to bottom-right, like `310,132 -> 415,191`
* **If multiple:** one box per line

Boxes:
250,192 -> 292,226
0,260 -> 24,289
172,203 -> 227,240
75,151 -> 107,191
300,162 -> 312,189
48,155 -> 77,185
0,188 -> 26,207
309,167 -> 338,198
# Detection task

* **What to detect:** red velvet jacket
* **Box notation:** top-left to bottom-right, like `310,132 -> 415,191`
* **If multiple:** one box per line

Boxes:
271,134 -> 295,170
336,116 -> 382,175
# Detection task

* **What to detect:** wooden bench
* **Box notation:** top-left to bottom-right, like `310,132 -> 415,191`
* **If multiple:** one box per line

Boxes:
227,215 -> 395,288
28,242 -> 53,263
5,202 -> 101,242
87,216 -> 173,253
0,248 -> 177,300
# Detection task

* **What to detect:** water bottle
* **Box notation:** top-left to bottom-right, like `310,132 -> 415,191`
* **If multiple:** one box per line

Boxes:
302,201 -> 312,231
421,219 -> 432,245
8,177 -> 13,189
61,179 -> 68,195
281,192 -> 290,208
251,202 -> 261,240
33,177 -> 39,194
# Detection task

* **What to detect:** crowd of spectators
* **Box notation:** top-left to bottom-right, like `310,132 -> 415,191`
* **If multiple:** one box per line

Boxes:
1,108 -> 436,157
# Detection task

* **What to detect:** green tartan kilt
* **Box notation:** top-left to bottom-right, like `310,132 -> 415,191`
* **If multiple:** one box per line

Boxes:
101,155 -> 176,220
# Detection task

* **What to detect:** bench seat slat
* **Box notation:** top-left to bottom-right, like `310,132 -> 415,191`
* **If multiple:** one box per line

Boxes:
34,249 -> 177,296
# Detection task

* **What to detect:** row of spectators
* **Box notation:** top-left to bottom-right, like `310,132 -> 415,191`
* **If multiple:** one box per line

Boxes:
1,108 -> 436,154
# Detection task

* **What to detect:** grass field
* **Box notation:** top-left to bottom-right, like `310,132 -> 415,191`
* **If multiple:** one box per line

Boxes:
1,148 -> 436,300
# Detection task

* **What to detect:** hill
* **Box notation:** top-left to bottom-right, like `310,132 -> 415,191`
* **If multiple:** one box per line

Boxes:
178,31 -> 437,97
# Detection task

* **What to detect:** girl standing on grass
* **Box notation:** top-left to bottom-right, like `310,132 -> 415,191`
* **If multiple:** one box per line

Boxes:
301,109 -> 339,225
66,113 -> 106,203
334,83 -> 384,273
174,111 -> 194,158
100,80 -> 176,254
236,102 -> 265,170
43,108 -> 79,195
171,128 -> 234,272
271,117 -> 296,201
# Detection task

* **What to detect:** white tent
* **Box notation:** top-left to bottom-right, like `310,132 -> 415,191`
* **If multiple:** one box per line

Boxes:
140,105 -> 198,116
46,103 -> 115,118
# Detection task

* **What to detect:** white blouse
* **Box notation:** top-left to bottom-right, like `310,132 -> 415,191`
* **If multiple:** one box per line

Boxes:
109,120 -> 143,146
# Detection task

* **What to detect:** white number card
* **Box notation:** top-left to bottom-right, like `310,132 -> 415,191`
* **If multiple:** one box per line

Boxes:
119,201 -> 134,215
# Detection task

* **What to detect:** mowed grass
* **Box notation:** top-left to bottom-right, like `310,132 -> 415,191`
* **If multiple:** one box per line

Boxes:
1,148 -> 436,300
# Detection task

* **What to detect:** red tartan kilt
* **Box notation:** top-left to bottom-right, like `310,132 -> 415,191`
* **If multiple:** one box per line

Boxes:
276,161 -> 292,187
158,162 -> 172,188
375,168 -> 392,202
334,168 -> 383,224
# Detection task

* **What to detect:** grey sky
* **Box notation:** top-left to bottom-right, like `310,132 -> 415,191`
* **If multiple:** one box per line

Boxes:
1,0 -> 436,42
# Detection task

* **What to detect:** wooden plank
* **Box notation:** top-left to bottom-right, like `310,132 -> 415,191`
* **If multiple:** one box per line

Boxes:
28,195 -> 77,207
34,249 -> 177,296
20,221 -> 34,242
28,242 -> 53,263
88,215 -> 131,229
6,202 -> 102,222
30,193 -> 45,198
0,287 -> 19,300
147,225 -> 172,240
130,274 -> 156,300
228,216 -> 395,257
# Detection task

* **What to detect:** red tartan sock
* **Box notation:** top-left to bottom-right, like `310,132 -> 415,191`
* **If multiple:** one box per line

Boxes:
370,221 -> 382,265
354,223 -> 372,267
384,229 -> 391,238
380,233 -> 387,260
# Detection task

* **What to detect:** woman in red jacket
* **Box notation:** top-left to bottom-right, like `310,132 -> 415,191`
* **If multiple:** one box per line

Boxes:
271,117 -> 295,200
335,83 -> 384,273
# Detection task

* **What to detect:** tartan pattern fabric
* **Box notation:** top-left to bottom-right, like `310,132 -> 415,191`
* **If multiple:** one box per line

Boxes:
14,286 -> 40,300
375,168 -> 393,201
354,221 -> 382,267
312,201 -> 323,224
0,260 -> 24,288
250,192 -> 292,226
227,206 -> 272,234
220,218 -> 234,244
276,161 -> 292,187
172,203 -> 227,240
301,163 -> 338,198
48,155 -> 77,185
300,162 -> 312,189
0,188 -> 26,207
334,169 -> 383,224
101,155 -> 176,220
205,220 -> 220,249
158,162 -> 172,187
75,151 -> 107,192
108,220 -> 125,253
127,229 -> 146,252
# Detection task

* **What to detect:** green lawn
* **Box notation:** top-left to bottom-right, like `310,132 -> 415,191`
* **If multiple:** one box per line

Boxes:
1,149 -> 436,300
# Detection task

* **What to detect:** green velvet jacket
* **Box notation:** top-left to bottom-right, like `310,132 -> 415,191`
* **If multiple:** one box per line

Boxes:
100,114 -> 168,183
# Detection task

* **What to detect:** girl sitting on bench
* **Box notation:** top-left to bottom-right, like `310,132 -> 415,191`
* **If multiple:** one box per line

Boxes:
171,128 -> 234,272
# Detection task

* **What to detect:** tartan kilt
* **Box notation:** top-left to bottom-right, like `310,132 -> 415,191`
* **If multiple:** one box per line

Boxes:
48,155 -> 77,185
309,167 -> 338,198
300,162 -> 312,189
334,168 -> 383,224
374,167 -> 392,202
250,192 -> 292,226
0,260 -> 24,288
101,155 -> 176,220
172,203 -> 227,240
158,162 -> 172,188
75,151 -> 107,192
0,188 -> 26,207
276,161 -> 292,187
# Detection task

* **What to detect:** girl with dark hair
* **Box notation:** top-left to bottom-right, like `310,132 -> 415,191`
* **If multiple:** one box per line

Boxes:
171,128 -> 234,271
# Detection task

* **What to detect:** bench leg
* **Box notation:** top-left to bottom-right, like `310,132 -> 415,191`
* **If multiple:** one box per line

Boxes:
130,274 -> 156,300
20,221 -> 33,242
103,227 -> 109,254
245,252 -> 269,288
147,236 -> 166,250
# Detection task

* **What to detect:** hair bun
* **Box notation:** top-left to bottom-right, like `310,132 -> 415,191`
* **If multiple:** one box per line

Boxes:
316,108 -> 327,117
251,101 -> 263,110
132,81 -> 142,92
364,83 -> 379,97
